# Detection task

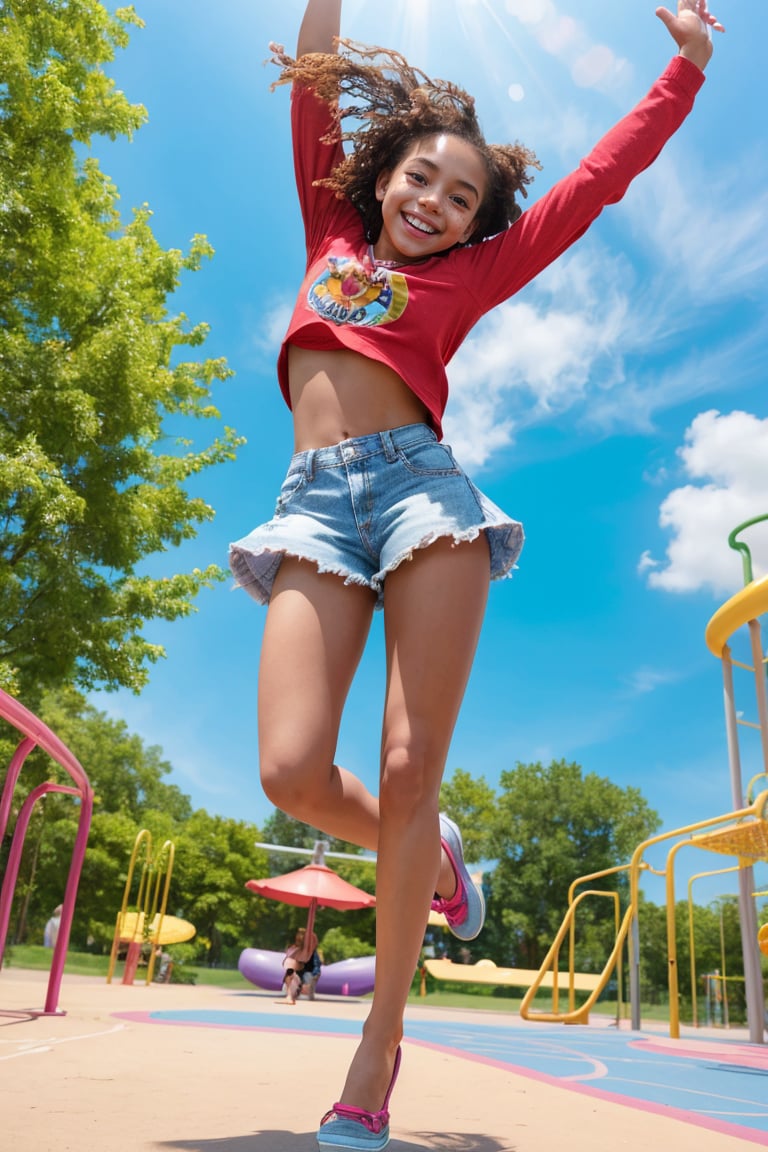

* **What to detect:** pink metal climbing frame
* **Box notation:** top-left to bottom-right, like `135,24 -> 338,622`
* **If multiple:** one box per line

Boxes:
0,688 -> 94,1015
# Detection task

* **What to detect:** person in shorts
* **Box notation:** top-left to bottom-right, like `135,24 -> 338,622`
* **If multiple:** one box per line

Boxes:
228,2 -> 722,1146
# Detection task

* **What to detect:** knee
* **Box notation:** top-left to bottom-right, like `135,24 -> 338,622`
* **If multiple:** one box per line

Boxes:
260,756 -> 285,807
378,741 -> 438,822
260,756 -> 314,818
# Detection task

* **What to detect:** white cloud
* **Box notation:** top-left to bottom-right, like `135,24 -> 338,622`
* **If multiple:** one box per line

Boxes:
444,246 -> 630,463
642,410 -> 768,595
637,550 -> 659,574
622,665 -> 682,696
444,150 -> 768,463
254,299 -> 292,355
629,159 -> 768,302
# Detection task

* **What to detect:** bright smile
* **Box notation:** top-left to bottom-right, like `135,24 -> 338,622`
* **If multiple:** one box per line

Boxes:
403,212 -> 437,236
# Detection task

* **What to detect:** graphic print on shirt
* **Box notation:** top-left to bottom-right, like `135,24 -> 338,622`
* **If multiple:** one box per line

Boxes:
307,254 -> 408,327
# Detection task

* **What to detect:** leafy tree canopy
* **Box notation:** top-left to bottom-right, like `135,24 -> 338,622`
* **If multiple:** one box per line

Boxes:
440,759 -> 660,968
0,0 -> 242,700
438,767 -> 497,866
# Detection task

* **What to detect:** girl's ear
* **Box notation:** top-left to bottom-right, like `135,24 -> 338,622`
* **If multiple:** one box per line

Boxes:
459,218 -> 479,244
375,171 -> 390,202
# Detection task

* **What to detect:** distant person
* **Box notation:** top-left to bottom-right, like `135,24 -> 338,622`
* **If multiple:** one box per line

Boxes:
43,904 -> 62,948
279,926 -> 319,1005
154,947 -> 173,983
300,939 -> 323,1000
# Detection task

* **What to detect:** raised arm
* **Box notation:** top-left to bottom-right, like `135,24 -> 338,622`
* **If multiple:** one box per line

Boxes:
656,0 -> 725,72
297,0 -> 341,57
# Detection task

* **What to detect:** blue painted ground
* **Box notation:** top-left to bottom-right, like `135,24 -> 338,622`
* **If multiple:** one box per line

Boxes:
122,1008 -> 768,1144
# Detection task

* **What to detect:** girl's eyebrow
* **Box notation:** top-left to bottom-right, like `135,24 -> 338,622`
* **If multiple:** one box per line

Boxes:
408,154 -> 481,201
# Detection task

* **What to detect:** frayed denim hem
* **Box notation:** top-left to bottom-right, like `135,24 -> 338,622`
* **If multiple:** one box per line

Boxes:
228,545 -> 375,607
228,423 -> 524,609
229,516 -> 524,610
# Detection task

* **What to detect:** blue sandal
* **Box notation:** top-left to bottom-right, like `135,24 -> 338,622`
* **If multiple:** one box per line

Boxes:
317,1046 -> 401,1150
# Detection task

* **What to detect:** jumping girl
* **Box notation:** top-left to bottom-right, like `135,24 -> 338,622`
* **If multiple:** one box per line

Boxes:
229,2 -> 723,1147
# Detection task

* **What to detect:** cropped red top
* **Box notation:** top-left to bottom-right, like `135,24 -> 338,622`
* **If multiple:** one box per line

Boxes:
277,56 -> 704,441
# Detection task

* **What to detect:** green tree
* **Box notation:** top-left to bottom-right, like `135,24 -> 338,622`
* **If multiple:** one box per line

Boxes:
74,806 -> 144,947
439,767 -> 497,865
0,0 -> 241,700
485,759 -> 660,969
261,810 -> 319,854
261,808 -> 371,859
6,688 -> 194,945
172,811 -> 269,966
39,688 -> 192,821
635,898 -> 671,1005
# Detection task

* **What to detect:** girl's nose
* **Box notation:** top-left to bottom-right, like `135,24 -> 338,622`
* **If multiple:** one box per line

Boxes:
418,190 -> 440,213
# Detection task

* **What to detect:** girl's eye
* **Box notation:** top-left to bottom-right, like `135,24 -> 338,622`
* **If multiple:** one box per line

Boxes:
408,171 -> 427,185
451,195 -> 470,210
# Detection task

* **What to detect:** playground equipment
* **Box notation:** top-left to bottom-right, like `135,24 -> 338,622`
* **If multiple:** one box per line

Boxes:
106,829 -> 194,986
519,516 -> 768,1040
424,956 -> 603,994
700,515 -> 768,1043
238,947 -> 376,995
0,689 -> 94,1016
517,791 -> 768,1033
243,840 -> 376,997
246,840 -> 376,943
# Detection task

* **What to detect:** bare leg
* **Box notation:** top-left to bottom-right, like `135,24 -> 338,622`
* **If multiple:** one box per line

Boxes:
335,534 -> 490,1114
277,970 -> 301,1004
258,557 -> 459,900
258,558 -> 378,839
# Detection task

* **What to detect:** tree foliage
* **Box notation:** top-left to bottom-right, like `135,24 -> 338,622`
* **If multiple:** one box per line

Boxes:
4,690 -> 379,962
637,895 -> 753,1023
440,759 -> 660,969
0,0 -> 242,699
11,688 -> 734,996
4,687 -> 190,944
438,767 -> 497,866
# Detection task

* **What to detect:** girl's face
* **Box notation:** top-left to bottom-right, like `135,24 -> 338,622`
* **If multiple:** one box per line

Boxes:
373,133 -> 487,264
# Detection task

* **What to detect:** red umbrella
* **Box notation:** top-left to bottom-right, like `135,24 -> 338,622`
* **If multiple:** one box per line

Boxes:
246,861 -> 376,940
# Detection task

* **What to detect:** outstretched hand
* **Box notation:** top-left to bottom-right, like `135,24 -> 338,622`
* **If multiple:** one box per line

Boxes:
656,1 -> 725,71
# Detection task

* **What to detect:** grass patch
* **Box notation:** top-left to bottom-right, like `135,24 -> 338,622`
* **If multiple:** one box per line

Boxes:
3,945 -> 251,989
3,947 -> 672,1022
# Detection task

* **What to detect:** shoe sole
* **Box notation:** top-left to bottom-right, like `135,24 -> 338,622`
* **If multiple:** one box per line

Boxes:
317,1124 -> 390,1150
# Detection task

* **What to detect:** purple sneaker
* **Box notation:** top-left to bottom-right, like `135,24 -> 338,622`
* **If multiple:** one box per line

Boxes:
431,814 -> 485,941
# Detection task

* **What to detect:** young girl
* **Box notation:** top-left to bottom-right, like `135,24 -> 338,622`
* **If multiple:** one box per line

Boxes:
229,2 -> 722,1147
280,926 -> 319,1005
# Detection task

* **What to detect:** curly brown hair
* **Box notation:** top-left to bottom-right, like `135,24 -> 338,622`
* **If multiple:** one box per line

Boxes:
269,38 -> 541,247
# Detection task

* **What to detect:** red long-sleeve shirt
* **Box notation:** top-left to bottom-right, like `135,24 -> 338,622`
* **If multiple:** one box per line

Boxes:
278,56 -> 704,440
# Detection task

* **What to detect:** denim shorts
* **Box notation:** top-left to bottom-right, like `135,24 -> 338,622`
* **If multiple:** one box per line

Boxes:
228,423 -> 524,608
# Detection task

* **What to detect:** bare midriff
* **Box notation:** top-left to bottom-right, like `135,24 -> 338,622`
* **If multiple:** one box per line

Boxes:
288,344 -> 430,452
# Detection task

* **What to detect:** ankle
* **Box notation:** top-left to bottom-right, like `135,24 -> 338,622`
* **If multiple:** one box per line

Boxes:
338,1037 -> 400,1113
360,1021 -> 403,1055
435,845 -> 457,900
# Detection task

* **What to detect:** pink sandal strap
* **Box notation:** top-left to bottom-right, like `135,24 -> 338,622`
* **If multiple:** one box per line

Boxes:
320,1046 -> 402,1135
321,1103 -> 388,1134
431,836 -> 467,921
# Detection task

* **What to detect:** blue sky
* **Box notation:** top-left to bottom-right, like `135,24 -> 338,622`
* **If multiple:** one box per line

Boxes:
97,1 -> 767,908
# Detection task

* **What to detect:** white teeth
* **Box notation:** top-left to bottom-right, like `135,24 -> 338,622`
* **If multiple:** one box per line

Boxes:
405,214 -> 436,235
